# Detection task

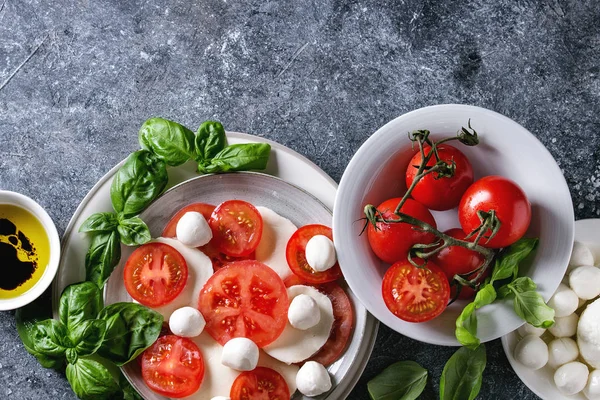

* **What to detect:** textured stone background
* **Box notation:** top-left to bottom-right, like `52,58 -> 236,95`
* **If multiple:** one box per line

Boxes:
1,0 -> 599,399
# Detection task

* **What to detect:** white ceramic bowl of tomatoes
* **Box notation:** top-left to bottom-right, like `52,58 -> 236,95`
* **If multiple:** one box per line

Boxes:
333,104 -> 574,346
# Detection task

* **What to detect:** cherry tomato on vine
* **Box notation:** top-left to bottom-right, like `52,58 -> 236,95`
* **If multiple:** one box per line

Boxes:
458,176 -> 531,249
405,144 -> 474,211
208,200 -> 263,257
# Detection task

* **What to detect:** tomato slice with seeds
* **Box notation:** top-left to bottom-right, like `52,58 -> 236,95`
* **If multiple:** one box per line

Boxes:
230,366 -> 290,400
141,335 -> 204,398
382,260 -> 450,323
286,224 -> 342,284
209,200 -> 263,257
198,260 -> 288,347
124,242 -> 188,307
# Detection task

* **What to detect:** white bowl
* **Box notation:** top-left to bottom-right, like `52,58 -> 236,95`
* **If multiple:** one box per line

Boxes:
0,190 -> 60,310
333,104 -> 574,346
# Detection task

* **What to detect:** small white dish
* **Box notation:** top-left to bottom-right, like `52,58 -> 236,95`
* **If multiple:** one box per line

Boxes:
333,104 -> 574,346
0,190 -> 60,310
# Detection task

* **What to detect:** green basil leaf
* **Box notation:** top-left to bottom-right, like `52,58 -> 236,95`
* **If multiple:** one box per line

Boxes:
69,319 -> 107,357
474,284 -> 496,309
59,281 -> 103,332
66,358 -> 121,400
29,319 -> 72,357
139,117 -> 196,166
506,278 -> 555,328
367,360 -> 428,400
79,212 -> 119,234
120,373 -> 143,400
506,276 -> 538,292
199,143 -> 271,173
491,238 -> 538,284
85,231 -> 121,289
117,216 -> 151,246
97,302 -> 163,366
195,120 -> 226,161
110,150 -> 168,217
440,344 -> 487,400
16,300 -> 64,369
455,303 -> 479,349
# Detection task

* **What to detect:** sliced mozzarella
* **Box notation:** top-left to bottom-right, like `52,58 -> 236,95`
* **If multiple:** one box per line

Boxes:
255,206 -> 297,280
548,283 -> 579,317
569,241 -> 595,271
221,338 -> 259,371
296,361 -> 332,397
170,306 -> 206,337
549,313 -> 579,338
177,211 -> 212,248
578,299 -> 600,368
514,335 -> 548,370
554,361 -> 589,395
548,338 -> 579,369
584,370 -> 600,400
263,285 -> 334,364
517,323 -> 545,338
569,266 -> 600,300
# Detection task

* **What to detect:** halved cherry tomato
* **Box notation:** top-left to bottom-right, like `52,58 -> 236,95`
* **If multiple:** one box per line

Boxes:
141,335 -> 204,398
124,242 -> 188,307
382,260 -> 450,322
367,198 -> 437,264
286,224 -> 342,284
209,200 -> 263,257
230,366 -> 290,400
198,260 -> 288,347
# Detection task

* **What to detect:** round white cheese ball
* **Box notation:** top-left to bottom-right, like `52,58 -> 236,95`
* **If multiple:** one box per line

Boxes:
554,361 -> 589,395
584,369 -> 600,400
221,337 -> 259,371
569,241 -> 595,271
176,211 -> 212,247
514,335 -> 549,370
549,313 -> 579,338
578,298 -> 600,368
169,307 -> 206,337
548,283 -> 580,317
305,235 -> 337,272
570,266 -> 600,300
288,294 -> 321,330
548,338 -> 579,369
517,323 -> 546,338
296,361 -> 332,397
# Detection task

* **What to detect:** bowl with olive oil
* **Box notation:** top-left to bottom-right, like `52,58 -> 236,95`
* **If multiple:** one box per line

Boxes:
0,191 -> 60,310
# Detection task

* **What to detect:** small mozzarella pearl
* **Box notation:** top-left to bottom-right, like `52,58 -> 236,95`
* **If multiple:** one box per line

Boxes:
517,323 -> 546,338
554,361 -> 589,395
548,284 -> 580,317
548,338 -> 579,369
169,307 -> 206,337
569,266 -> 600,300
296,361 -> 332,397
288,294 -> 321,330
305,235 -> 337,272
584,369 -> 600,400
176,211 -> 212,247
221,338 -> 259,371
569,241 -> 595,271
549,313 -> 579,338
514,335 -> 549,370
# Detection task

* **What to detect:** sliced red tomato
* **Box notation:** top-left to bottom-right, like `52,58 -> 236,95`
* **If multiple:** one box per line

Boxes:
124,242 -> 188,307
200,241 -> 255,271
283,274 -> 307,288
162,202 -> 216,238
141,335 -> 204,398
209,200 -> 263,257
382,260 -> 450,323
198,260 -> 288,347
230,367 -> 290,400
286,224 -> 342,284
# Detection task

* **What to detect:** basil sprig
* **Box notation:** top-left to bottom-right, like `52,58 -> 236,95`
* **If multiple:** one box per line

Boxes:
367,360 -> 428,400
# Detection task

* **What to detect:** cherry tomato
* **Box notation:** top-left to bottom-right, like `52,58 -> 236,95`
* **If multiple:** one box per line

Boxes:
382,260 -> 450,322
458,176 -> 531,249
367,198 -> 437,264
405,144 -> 474,211
198,260 -> 288,347
230,366 -> 290,400
209,200 -> 263,257
124,242 -> 188,307
141,335 -> 204,398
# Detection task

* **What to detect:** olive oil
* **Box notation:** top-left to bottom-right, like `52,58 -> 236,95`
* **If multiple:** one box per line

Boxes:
0,204 -> 49,299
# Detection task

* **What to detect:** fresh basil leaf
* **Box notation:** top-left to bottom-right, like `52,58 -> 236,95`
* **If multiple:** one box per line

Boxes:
440,344 -> 487,400
505,278 -> 555,328
474,284 -> 496,309
506,276 -> 538,292
120,373 -> 143,400
16,301 -> 64,369
455,303 -> 479,349
69,319 -> 106,357
367,360 -> 428,400
117,216 -> 151,246
139,117 -> 196,166
59,281 -> 103,332
79,212 -> 119,234
85,230 -> 121,289
66,357 -> 121,400
491,238 -> 538,284
199,143 -> 271,173
110,150 -> 168,217
195,120 -> 226,161
29,319 -> 72,357
97,302 -> 163,366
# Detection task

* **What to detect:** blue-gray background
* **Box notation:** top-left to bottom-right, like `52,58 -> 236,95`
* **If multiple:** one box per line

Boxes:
1,0 -> 599,398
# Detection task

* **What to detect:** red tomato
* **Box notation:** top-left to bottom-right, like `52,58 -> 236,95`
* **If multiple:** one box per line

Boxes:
286,225 -> 343,284
230,367 -> 290,400
458,176 -> 531,248
283,274 -> 307,288
209,200 -> 263,257
198,260 -> 288,347
367,198 -> 437,264
124,242 -> 188,307
162,202 -> 216,238
382,260 -> 450,322
141,335 -> 204,398
199,242 -> 255,272
405,144 -> 474,211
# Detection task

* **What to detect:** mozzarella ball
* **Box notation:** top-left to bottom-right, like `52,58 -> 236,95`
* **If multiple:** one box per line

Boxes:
288,294 -> 321,330
569,241 -> 595,271
548,338 -> 579,369
584,370 -> 600,400
554,361 -> 589,395
211,397 -> 231,400
517,323 -> 546,338
580,297 -> 589,309
578,299 -> 600,368
548,284 -> 580,317
570,266 -> 600,300
169,307 -> 206,337
176,211 -> 212,247
221,338 -> 259,371
514,335 -> 549,370
296,361 -> 332,397
305,235 -> 337,272
549,313 -> 579,338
